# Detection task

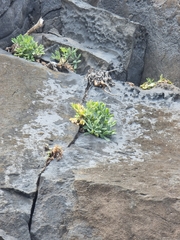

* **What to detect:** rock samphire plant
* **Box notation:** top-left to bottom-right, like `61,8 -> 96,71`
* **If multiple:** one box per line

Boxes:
11,34 -> 45,62
70,101 -> 116,140
51,46 -> 81,71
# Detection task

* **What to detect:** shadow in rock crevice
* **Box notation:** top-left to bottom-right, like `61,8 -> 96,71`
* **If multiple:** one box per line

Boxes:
28,173 -> 41,232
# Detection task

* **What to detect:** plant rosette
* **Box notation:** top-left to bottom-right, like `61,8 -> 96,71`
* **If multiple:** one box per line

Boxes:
11,34 -> 45,62
70,101 -> 116,140
51,46 -> 81,71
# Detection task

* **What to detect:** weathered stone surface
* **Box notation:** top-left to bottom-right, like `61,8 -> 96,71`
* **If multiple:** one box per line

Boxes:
33,0 -> 147,84
37,31 -> 146,82
58,0 -> 147,84
31,0 -> 62,34
0,0 -> 147,85
1,0 -> 180,87
0,0 -> 33,49
86,0 -> 180,87
30,87 -> 180,239
0,50 -> 84,239
0,1 -> 180,238
0,189 -> 31,240
0,50 -> 180,239
29,62 -> 180,239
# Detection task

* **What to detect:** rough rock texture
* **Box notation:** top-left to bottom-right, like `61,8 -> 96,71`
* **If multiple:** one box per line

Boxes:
31,0 -> 62,33
0,49 -> 82,240
0,0 -> 63,49
1,0 -> 180,239
58,0 -> 147,84
85,0 -> 180,87
32,0 -> 147,85
0,0 -> 147,85
1,0 -> 180,87
0,0 -> 33,49
36,28 -> 146,85
0,50 -> 180,239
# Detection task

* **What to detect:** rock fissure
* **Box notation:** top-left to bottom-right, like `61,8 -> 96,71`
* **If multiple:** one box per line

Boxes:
67,128 -> 81,147
27,74 -> 103,235
28,174 -> 41,232
29,144 -> 65,232
0,7 -> 9,19
42,8 -> 62,18
28,153 -> 59,232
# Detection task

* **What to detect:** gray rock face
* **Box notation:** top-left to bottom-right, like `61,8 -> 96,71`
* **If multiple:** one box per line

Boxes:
0,50 -> 82,239
0,0 -> 147,85
32,0 -> 62,33
1,0 -> 180,87
0,0 -> 33,49
58,0 -> 146,84
0,50 -> 180,239
0,204 -> 31,240
40,26 -> 146,85
0,0 -> 63,49
0,0 -> 180,239
86,0 -> 180,87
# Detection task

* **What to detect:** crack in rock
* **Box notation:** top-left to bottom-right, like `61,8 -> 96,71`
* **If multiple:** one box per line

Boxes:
42,8 -> 62,18
27,69 -> 91,232
28,173 -> 41,232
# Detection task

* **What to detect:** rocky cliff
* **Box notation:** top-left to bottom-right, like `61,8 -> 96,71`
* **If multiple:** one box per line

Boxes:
0,0 -> 180,239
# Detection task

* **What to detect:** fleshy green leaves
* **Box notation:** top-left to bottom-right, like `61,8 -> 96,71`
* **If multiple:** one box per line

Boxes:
140,75 -> 172,90
69,103 -> 86,125
158,74 -> 172,84
11,34 -> 45,62
51,46 -> 81,71
140,78 -> 156,90
70,101 -> 116,140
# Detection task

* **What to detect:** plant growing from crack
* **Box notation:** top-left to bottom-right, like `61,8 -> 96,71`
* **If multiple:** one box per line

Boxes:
11,34 -> 45,61
41,145 -> 63,174
70,101 -> 116,140
140,75 -> 172,90
45,145 -> 63,163
51,46 -> 81,71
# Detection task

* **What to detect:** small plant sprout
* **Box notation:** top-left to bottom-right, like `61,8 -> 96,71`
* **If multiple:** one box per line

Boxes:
140,77 -> 156,90
51,46 -> 81,71
158,74 -> 172,84
140,75 -> 173,90
11,34 -> 45,61
70,101 -> 116,140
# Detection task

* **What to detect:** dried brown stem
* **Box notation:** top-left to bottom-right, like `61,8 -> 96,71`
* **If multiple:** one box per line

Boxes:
5,17 -> 44,54
25,17 -> 44,35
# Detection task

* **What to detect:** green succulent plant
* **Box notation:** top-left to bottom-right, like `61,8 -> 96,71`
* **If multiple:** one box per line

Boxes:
11,34 -> 45,62
158,74 -> 172,84
140,75 -> 173,90
70,101 -> 116,140
140,77 -> 156,90
51,46 -> 81,70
